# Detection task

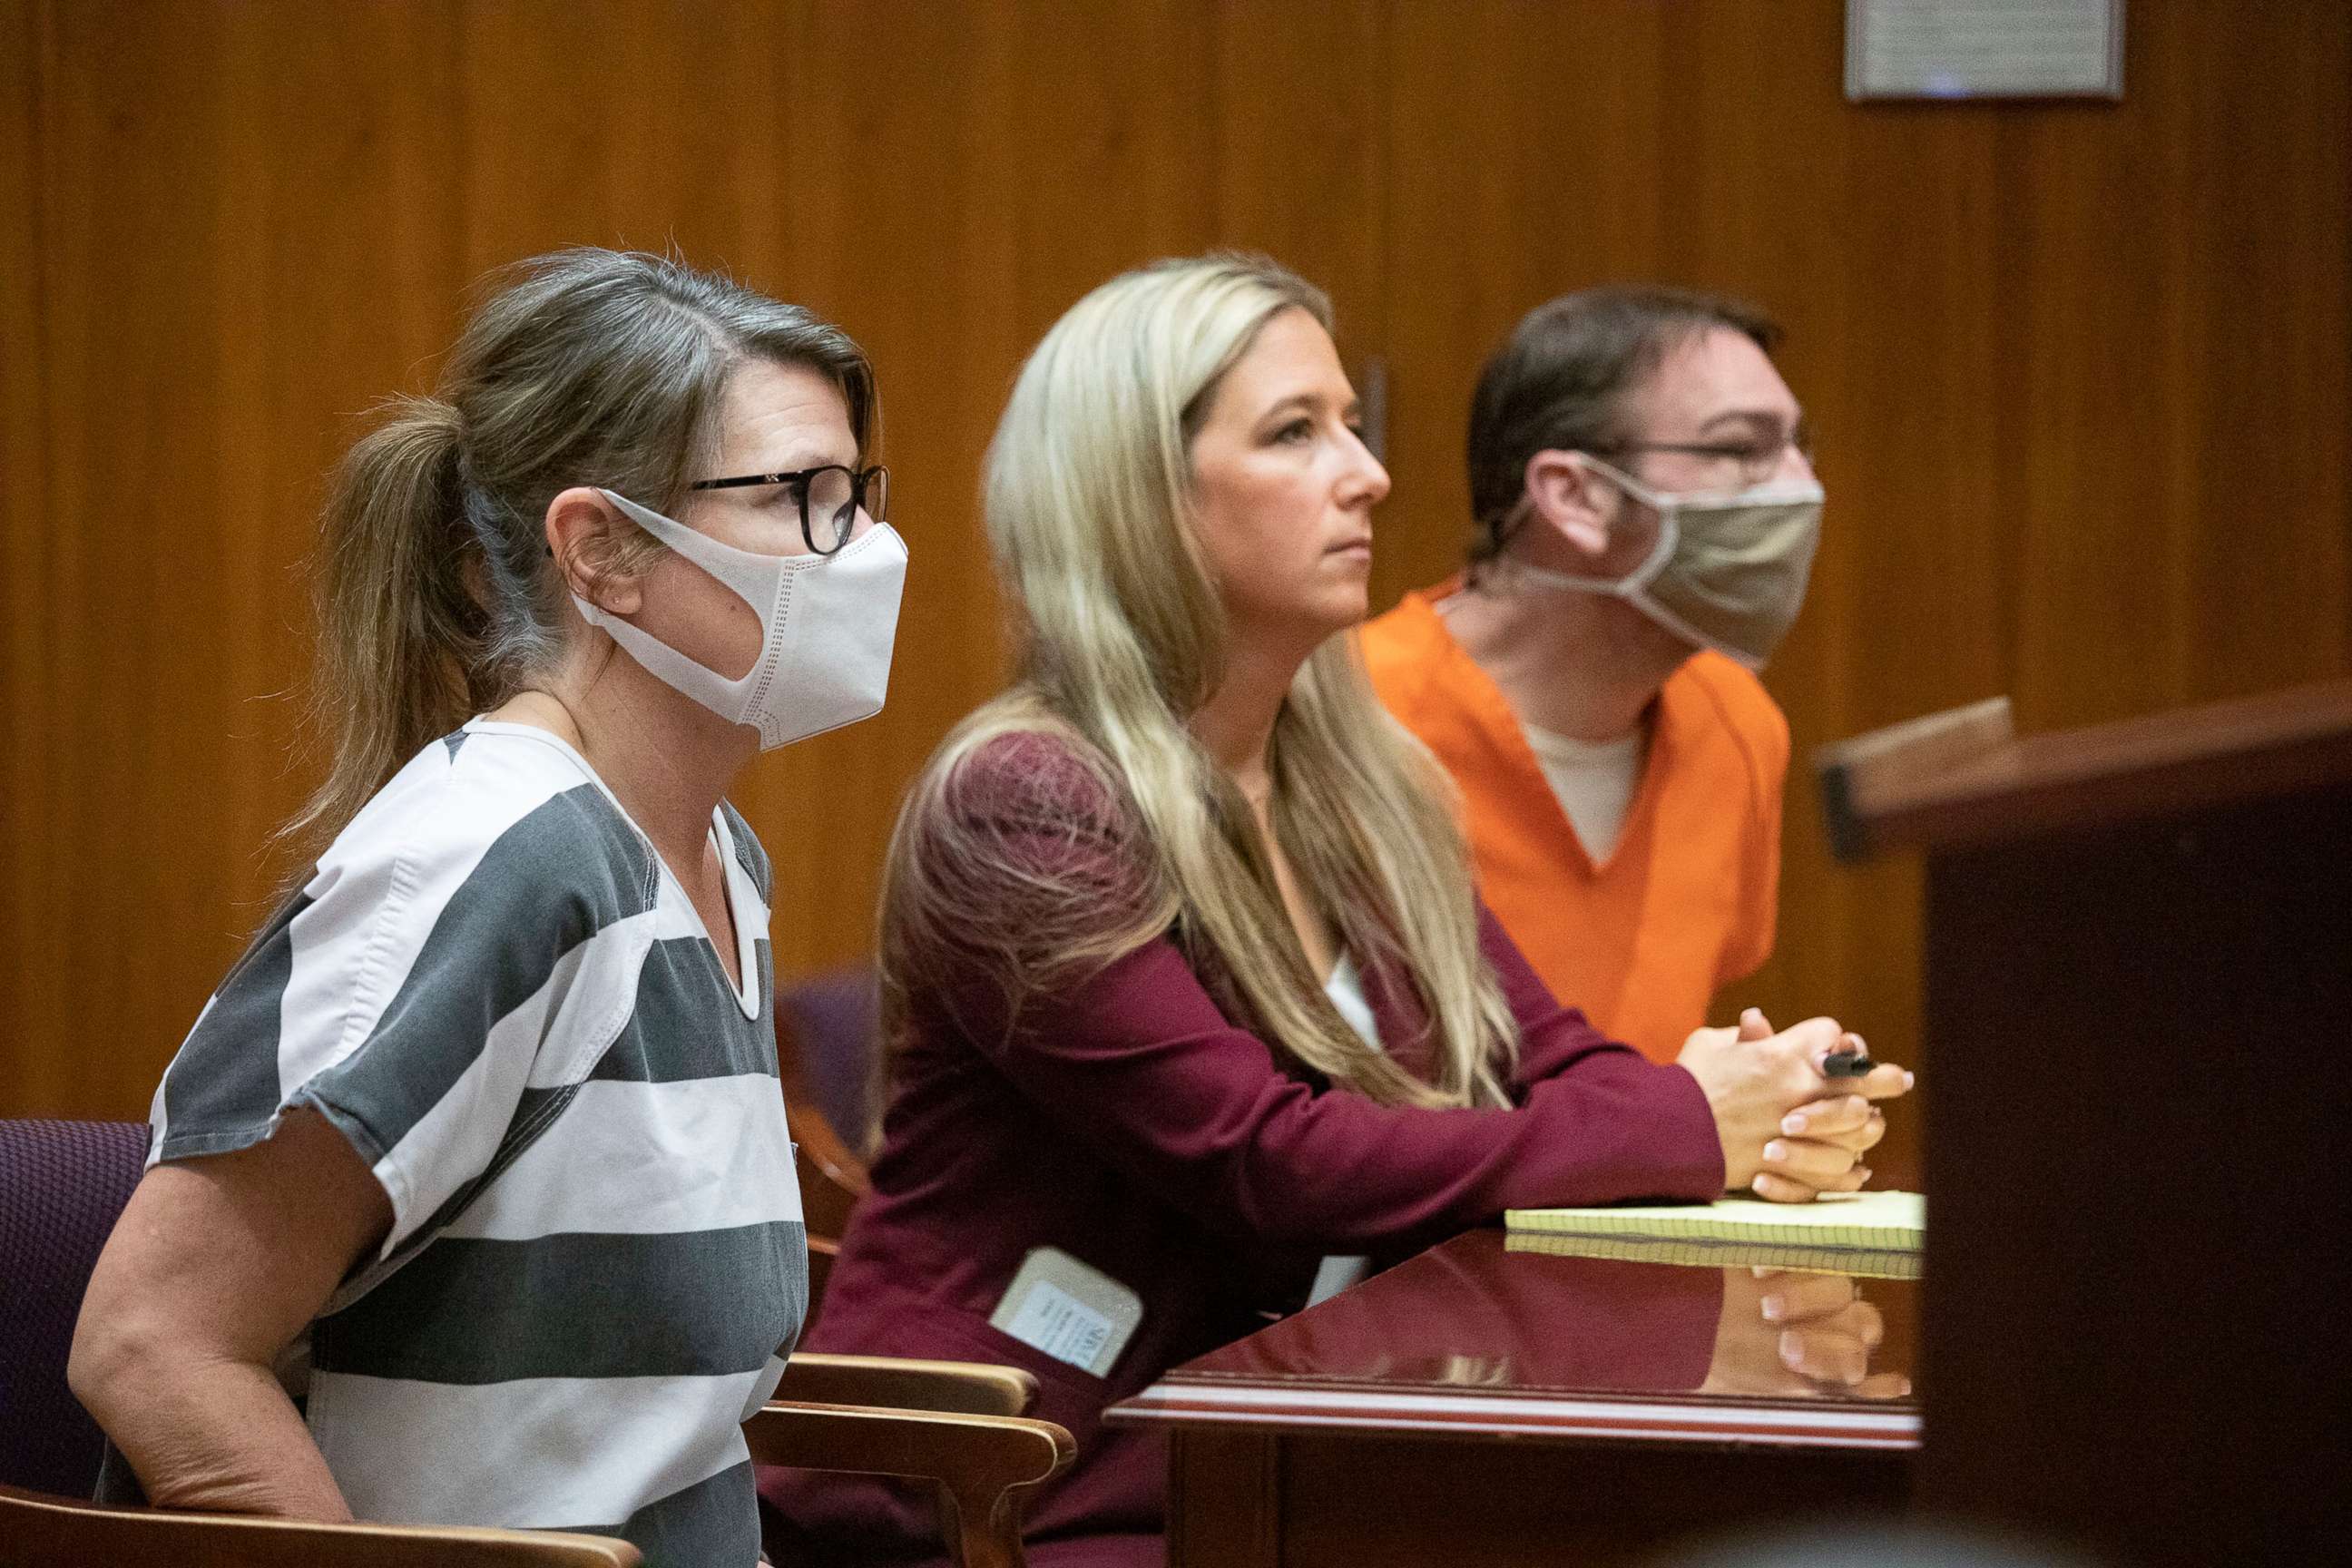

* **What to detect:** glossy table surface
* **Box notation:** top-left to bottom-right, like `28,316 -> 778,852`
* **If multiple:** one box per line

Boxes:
1108,1227 -> 1918,1451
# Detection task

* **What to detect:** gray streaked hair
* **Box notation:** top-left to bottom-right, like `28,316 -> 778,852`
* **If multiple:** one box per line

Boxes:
290,247 -> 873,849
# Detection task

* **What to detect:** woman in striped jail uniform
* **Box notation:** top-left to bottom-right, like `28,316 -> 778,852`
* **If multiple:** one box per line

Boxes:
69,247 -> 907,1568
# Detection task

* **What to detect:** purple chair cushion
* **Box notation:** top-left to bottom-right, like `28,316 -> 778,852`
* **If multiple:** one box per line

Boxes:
0,1118 -> 149,1495
779,965 -> 880,1145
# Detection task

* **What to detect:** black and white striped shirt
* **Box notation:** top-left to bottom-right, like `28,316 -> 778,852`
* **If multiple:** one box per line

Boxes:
148,720 -> 804,1568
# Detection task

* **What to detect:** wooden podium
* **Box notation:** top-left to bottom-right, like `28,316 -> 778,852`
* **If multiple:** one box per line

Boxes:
1820,680 -> 2352,1565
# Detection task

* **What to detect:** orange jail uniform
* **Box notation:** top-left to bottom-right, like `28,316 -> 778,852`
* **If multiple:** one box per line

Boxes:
1358,583 -> 1787,1064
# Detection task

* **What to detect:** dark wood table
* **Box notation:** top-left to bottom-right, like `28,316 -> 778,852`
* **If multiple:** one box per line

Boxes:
1824,680 -> 2352,1564
1105,1229 -> 1917,1567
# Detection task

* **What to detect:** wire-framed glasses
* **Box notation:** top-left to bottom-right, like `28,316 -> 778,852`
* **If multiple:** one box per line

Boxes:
688,464 -> 891,554
1585,426 -> 1813,488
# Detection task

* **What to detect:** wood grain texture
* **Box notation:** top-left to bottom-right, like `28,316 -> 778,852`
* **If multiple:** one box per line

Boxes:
1158,1428 -> 1907,1568
0,1481 -> 641,1568
1916,779 -> 2352,1563
1,0 -> 59,1110
4,0 -> 2347,1121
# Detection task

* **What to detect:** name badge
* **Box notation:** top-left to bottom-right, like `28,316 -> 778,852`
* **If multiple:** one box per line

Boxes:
987,1246 -> 1143,1377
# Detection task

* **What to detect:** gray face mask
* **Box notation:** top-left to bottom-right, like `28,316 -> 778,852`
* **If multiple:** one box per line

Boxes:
1505,456 -> 1824,670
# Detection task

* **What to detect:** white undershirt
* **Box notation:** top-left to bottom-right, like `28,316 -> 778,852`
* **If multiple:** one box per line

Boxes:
1322,950 -> 1382,1053
1308,955 -> 1382,1307
1521,720 -> 1648,863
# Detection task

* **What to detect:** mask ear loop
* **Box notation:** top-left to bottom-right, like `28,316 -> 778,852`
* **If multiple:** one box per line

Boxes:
1497,455 -> 1680,598
1576,454 -> 1681,594
1484,494 -> 1535,561
1481,446 -> 1620,568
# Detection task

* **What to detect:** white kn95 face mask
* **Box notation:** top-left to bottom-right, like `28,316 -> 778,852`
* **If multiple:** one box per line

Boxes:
572,487 -> 909,750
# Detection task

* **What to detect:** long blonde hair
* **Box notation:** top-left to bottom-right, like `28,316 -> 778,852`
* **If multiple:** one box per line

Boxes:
881,255 -> 1517,1113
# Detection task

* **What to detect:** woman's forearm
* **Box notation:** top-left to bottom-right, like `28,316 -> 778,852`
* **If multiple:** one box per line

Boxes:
69,1110 -> 394,1523
78,1343 -> 354,1520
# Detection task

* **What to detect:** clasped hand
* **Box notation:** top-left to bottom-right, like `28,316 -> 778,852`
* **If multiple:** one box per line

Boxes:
1678,1007 -> 1913,1203
1700,1267 -> 1911,1399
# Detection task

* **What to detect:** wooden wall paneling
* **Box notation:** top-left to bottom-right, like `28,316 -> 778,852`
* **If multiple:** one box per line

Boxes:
1998,16 -> 2200,732
1649,0 -> 1865,1172
459,0 -> 649,271
376,4 -> 473,367
451,0 -> 948,979
1377,2 -> 1918,1076
455,0 -> 608,272
455,0 -> 793,278
8,1 -> 482,1119
597,1 -> 794,277
1633,0 -> 1938,1184
1206,0 -> 1387,371
1000,0 -> 1218,316
744,0 -> 1223,978
1,0 -> 59,1116
1209,0 -> 1392,721
1375,0 -> 1676,612
213,2 -> 471,897
743,0 -> 1032,978
209,7 -> 278,918
631,0 -> 814,937
1996,2 -> 2349,737
704,0 -> 820,877
2168,4 -> 2350,703
34,2 -> 253,1120
450,0 -> 899,982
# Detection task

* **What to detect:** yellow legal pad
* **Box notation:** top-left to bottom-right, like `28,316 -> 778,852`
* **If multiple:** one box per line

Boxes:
1504,1190 -> 1924,1279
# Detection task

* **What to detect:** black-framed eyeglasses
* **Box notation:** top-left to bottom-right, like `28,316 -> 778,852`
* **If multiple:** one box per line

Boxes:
1587,426 -> 1813,488
688,463 -> 891,554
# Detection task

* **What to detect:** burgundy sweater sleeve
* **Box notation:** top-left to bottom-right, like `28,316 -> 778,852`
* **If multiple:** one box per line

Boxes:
1480,899 -> 1689,1094
913,733 -> 1724,1251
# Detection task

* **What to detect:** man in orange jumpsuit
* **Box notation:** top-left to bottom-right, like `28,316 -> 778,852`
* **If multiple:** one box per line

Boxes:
1360,288 -> 1822,1063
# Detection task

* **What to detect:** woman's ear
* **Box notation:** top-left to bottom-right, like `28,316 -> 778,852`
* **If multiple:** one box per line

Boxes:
545,487 -> 645,616
1522,450 -> 1616,561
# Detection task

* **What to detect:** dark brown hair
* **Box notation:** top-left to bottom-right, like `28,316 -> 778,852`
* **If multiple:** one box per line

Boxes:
1464,285 -> 1780,568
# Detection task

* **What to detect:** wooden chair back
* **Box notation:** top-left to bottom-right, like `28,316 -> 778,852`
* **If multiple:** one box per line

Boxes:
744,1402 -> 1073,1568
0,1483 -> 638,1568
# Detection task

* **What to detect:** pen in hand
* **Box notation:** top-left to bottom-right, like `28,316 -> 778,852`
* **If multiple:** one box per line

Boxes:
1739,1009 -> 1876,1078
1823,1033 -> 1877,1078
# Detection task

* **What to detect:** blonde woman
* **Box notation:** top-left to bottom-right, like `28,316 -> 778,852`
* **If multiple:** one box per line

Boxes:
71,250 -> 907,1568
758,256 -> 1905,1567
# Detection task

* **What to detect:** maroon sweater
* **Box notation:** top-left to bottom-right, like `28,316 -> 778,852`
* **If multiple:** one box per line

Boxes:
759,732 -> 1723,1566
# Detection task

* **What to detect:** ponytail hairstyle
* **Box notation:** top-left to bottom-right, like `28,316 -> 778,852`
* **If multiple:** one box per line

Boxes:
882,255 -> 1519,1113
288,248 -> 874,850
